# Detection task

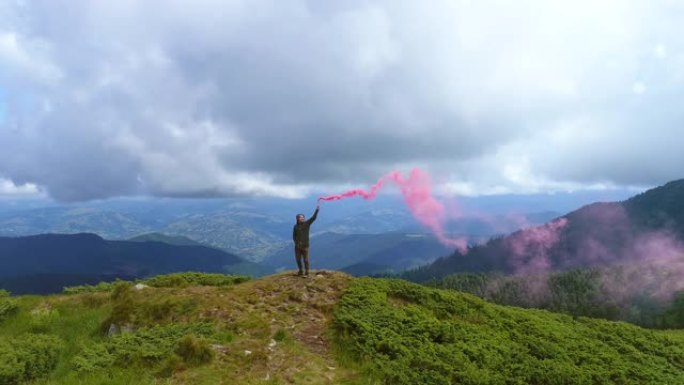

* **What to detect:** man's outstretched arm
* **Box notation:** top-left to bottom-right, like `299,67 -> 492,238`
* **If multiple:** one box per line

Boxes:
308,205 -> 320,224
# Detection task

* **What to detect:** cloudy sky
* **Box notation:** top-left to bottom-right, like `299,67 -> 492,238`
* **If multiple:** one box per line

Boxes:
0,0 -> 682,201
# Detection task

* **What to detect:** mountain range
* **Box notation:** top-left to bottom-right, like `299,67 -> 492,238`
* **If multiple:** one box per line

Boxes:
0,204 -> 288,262
0,233 -> 252,294
406,179 -> 684,281
0,197 -> 558,263
0,182 -> 672,294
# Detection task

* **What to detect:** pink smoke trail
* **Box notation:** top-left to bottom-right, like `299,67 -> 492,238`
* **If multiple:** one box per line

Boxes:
318,169 -> 467,252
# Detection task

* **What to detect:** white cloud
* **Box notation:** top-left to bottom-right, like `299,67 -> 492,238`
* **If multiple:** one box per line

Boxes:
0,178 -> 42,197
0,0 -> 682,200
0,31 -> 62,85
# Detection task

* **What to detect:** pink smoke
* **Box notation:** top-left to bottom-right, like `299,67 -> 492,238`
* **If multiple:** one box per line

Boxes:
507,218 -> 569,275
319,169 -> 467,252
500,202 -> 684,305
601,230 -> 684,303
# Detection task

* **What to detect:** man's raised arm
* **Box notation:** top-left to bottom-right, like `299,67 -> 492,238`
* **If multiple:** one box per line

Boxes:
308,205 -> 320,224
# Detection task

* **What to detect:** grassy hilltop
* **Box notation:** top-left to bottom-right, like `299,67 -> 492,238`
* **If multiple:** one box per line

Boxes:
1,272 -> 683,385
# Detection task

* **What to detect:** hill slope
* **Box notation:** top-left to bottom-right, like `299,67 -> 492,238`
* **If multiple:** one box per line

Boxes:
0,233 -> 248,294
128,232 -> 203,246
624,179 -> 684,234
335,277 -> 684,384
407,179 -> 684,280
1,272 -> 683,384
160,213 -> 288,261
0,271 -> 359,385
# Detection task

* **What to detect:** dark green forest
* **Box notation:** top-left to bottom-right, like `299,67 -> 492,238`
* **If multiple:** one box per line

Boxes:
426,267 -> 684,329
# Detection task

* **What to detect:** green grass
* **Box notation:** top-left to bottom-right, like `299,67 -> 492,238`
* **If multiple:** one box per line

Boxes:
144,272 -> 251,288
0,299 -> 19,322
0,334 -> 62,384
0,273 -> 253,385
0,271 -> 360,384
2,272 -> 683,384
63,272 -> 251,294
333,278 -> 684,385
0,294 -> 109,384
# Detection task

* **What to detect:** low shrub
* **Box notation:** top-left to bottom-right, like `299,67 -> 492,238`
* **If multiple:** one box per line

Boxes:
63,272 -> 250,294
73,323 -> 217,373
0,301 -> 19,323
140,297 -> 198,323
175,335 -> 214,366
100,281 -> 202,333
108,282 -> 135,326
0,334 -> 62,385
145,272 -> 250,288
334,278 -> 684,385
63,281 -> 119,295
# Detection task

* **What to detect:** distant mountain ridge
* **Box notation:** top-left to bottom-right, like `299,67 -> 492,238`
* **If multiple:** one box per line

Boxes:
263,232 -> 453,275
0,233 -> 249,294
160,213 -> 287,261
624,179 -> 684,234
0,207 -> 288,262
0,199 -> 557,264
128,232 -> 203,246
406,179 -> 684,281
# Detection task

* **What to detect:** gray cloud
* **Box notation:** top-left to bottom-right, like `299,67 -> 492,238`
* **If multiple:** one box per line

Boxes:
0,0 -> 683,201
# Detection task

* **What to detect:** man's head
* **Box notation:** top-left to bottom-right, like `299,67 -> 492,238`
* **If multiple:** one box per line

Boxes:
296,213 -> 305,223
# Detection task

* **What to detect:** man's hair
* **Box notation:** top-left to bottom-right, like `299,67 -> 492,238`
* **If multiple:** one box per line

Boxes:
296,213 -> 305,220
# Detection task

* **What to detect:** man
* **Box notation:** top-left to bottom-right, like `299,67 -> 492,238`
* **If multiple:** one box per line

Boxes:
293,204 -> 320,277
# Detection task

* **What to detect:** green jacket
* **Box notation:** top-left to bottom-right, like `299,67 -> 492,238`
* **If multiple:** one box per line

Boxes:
293,208 -> 319,248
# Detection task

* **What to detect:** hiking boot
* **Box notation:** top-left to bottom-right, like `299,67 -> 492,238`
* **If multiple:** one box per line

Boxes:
303,271 -> 309,278
296,270 -> 304,276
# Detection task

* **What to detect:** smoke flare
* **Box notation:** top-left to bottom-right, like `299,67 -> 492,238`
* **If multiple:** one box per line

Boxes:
319,169 -> 467,251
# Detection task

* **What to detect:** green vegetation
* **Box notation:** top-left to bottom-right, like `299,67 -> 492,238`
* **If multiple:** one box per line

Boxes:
0,334 -> 62,385
63,272 -> 251,294
624,179 -> 684,235
334,277 -> 684,385
101,280 -> 201,330
427,267 -> 684,329
2,271 -> 684,384
0,299 -> 19,323
144,272 -> 250,288
62,281 -> 121,295
0,273 -> 251,384
72,323 -> 217,374
0,271 -> 360,384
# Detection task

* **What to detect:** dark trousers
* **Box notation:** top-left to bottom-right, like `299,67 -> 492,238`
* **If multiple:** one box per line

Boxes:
294,246 -> 310,273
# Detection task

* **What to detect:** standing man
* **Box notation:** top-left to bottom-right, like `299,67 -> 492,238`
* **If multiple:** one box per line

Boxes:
293,204 -> 320,277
